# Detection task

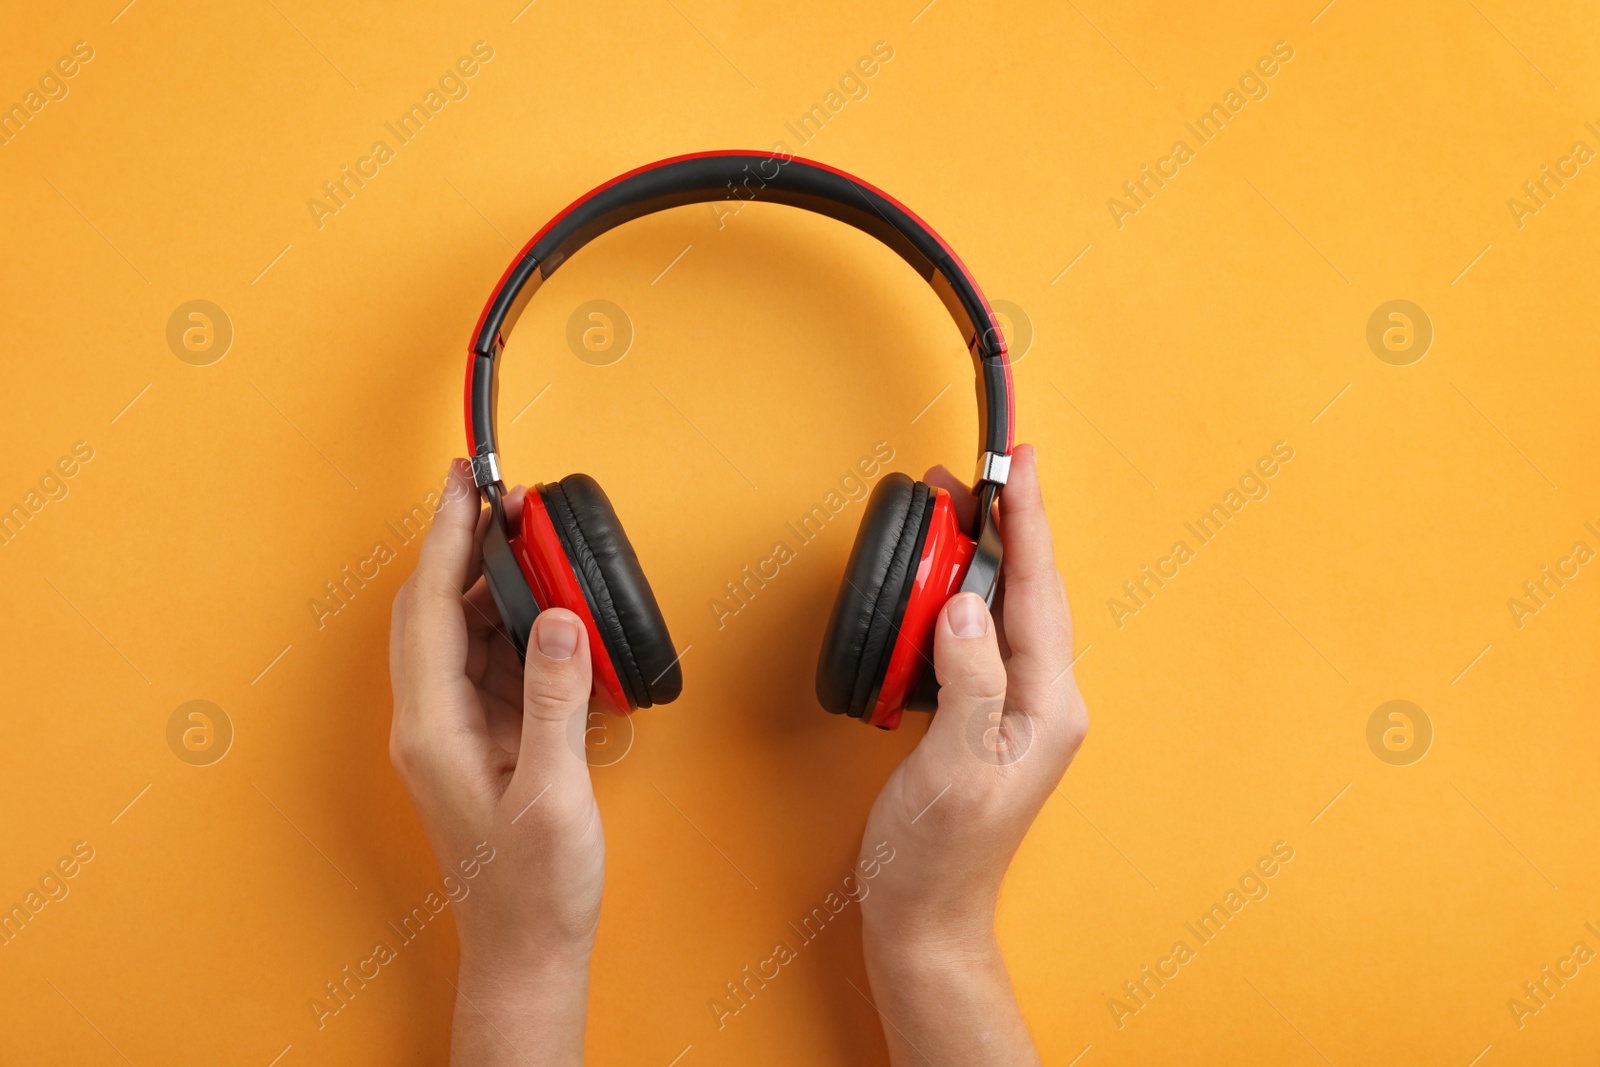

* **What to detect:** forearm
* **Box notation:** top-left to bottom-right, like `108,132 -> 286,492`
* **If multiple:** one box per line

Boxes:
862,923 -> 1041,1067
450,953 -> 591,1067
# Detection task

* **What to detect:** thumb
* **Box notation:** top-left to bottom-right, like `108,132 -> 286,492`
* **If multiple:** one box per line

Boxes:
920,593 -> 1010,770
515,609 -> 594,772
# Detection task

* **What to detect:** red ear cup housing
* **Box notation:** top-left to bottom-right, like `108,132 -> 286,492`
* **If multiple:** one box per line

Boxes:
815,473 -> 976,729
510,475 -> 682,713
866,488 -> 975,728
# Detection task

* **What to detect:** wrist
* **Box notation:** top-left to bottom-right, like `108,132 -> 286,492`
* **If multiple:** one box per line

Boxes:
457,911 -> 597,977
861,902 -> 1001,976
452,949 -> 591,1067
457,942 -> 592,1001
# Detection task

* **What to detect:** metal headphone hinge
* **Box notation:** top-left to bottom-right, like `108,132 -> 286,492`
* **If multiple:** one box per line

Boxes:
976,450 -> 1011,487
470,452 -> 503,488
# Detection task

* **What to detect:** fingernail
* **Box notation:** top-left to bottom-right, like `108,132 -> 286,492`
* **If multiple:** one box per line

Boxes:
948,593 -> 988,638
535,614 -> 580,659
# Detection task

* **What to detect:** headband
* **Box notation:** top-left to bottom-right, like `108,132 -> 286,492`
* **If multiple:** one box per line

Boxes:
463,151 -> 1015,495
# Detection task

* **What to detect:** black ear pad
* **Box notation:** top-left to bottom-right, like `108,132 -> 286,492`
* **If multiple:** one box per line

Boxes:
815,473 -> 933,719
538,475 -> 682,708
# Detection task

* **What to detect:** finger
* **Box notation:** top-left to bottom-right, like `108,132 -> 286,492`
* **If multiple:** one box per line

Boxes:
462,576 -> 527,697
480,636 -> 527,732
403,461 -> 484,684
413,459 -> 483,607
996,446 -> 1054,588
462,576 -> 505,636
462,579 -> 524,758
923,464 -> 979,530
514,608 -> 594,780
918,592 -> 1009,772
391,584 -> 506,806
995,445 -> 1072,683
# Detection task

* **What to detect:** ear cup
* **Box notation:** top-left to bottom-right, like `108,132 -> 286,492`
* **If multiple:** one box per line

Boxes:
815,473 -> 933,719
539,475 -> 682,708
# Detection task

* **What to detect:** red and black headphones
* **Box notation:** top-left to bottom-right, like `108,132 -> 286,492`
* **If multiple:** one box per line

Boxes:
465,151 -> 1013,730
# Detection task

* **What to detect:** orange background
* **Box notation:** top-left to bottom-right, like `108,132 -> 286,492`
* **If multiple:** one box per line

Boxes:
4,0 -> 1600,1063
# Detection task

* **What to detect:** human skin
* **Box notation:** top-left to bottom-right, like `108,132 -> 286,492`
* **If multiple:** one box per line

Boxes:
388,444 -> 1086,1064
858,443 -> 1089,1065
389,463 -> 600,1066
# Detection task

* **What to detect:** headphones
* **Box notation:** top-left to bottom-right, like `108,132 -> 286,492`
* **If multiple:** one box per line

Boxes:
465,151 -> 1014,730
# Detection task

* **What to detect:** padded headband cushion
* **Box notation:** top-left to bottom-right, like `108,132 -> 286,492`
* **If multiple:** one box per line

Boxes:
816,473 -> 933,719
539,476 -> 682,707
